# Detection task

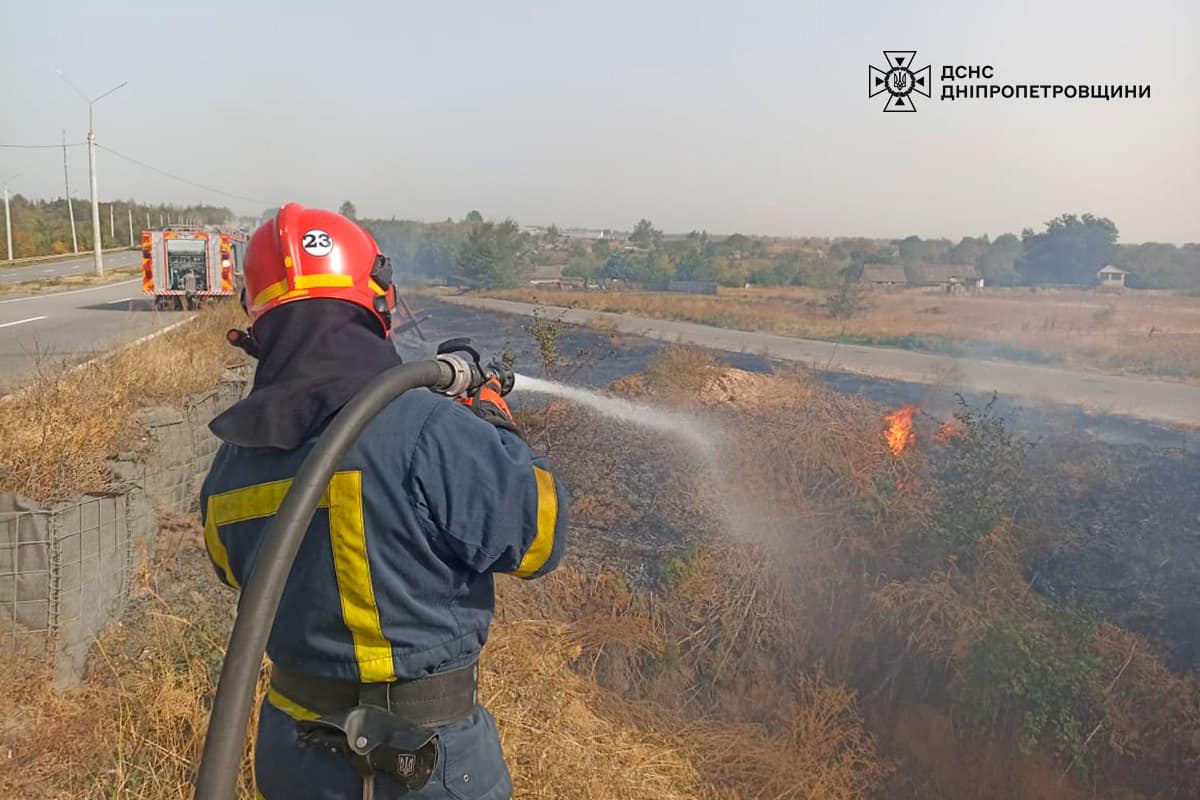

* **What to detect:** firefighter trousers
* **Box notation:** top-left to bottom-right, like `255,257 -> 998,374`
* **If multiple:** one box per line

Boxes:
254,698 -> 512,800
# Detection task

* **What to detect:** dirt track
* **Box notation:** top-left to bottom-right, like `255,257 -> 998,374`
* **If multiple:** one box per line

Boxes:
442,296 -> 1200,428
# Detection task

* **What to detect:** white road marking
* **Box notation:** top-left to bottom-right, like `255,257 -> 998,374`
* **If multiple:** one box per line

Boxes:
0,315 -> 197,402
104,296 -> 134,304
0,279 -> 141,305
0,315 -> 48,329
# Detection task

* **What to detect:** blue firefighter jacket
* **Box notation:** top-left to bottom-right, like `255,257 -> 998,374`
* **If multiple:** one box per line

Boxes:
200,387 -> 567,685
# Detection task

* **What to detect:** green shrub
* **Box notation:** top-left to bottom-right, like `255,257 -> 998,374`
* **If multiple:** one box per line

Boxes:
958,613 -> 1103,771
925,395 -> 1035,561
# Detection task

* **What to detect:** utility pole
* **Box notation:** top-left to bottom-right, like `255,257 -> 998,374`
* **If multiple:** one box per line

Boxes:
128,207 -> 134,247
1,173 -> 20,261
3,184 -> 12,262
62,130 -> 79,254
109,203 -> 115,240
145,211 -> 150,229
58,71 -> 126,276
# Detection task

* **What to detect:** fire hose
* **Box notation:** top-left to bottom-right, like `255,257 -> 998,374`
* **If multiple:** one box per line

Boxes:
194,340 -> 506,800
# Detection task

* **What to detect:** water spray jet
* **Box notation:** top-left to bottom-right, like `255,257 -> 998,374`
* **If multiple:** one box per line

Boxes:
513,373 -> 715,453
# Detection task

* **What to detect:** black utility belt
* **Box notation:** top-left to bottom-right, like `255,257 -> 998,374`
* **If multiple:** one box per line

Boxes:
272,661 -> 479,790
271,660 -> 479,728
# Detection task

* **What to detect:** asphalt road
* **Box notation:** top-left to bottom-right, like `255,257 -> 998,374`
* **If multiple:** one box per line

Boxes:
0,250 -> 142,285
444,295 -> 1200,428
0,279 -> 188,393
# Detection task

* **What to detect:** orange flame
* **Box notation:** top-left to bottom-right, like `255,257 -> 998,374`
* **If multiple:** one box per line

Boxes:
885,405 -> 918,455
934,419 -> 963,443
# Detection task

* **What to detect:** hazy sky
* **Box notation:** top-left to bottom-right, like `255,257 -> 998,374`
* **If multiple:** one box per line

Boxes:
2,0 -> 1197,242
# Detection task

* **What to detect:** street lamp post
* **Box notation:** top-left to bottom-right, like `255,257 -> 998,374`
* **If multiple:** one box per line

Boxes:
62,130 -> 79,254
2,173 -> 19,262
59,72 -> 126,276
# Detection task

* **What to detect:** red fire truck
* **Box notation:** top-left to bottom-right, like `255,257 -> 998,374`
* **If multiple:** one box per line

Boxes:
141,227 -> 249,310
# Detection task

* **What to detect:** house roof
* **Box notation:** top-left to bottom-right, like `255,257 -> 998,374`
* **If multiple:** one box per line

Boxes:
1098,265 -> 1128,275
916,264 -> 979,284
861,264 -> 907,284
528,264 -> 565,280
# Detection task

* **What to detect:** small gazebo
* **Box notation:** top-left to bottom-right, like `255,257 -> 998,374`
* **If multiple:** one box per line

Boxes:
1097,264 -> 1128,289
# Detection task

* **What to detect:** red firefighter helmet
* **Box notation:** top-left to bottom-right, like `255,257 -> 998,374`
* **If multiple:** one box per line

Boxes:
242,203 -> 393,332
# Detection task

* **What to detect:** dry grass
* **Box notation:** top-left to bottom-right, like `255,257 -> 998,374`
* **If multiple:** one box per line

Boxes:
0,301 -> 244,501
524,348 -> 1200,797
569,487 -> 637,527
483,285 -> 1200,379
3,336 -> 1194,799
0,518 -> 888,800
0,518 -> 262,800
492,563 -> 890,800
1093,623 -> 1200,777
0,267 -> 141,297
482,616 -> 711,799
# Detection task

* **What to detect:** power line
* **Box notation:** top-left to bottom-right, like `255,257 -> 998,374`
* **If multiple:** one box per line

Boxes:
0,142 -> 86,149
95,142 -> 270,205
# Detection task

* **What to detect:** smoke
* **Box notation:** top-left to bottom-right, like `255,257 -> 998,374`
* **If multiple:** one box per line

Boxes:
512,373 -> 775,543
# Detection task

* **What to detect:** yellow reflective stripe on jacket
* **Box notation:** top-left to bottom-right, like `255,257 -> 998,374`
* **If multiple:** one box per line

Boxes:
203,501 -> 240,589
202,472 -> 395,681
512,466 -> 558,578
327,471 -> 395,682
204,478 -> 310,590
266,687 -> 320,721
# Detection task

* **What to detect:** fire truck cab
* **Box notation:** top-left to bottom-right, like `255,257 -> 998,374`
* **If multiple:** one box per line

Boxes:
142,227 -> 249,310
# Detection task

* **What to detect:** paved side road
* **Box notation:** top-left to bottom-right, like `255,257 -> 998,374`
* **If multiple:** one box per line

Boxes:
443,295 -> 1200,427
0,250 -> 141,286
0,279 -> 187,393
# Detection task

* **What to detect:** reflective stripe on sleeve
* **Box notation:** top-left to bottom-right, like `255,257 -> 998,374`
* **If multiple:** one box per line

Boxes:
512,466 -> 558,579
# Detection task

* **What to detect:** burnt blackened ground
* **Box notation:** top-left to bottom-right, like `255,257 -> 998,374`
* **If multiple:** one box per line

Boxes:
402,298 -> 1200,451
399,296 -> 1200,670
1033,448 -> 1200,671
392,298 -> 772,391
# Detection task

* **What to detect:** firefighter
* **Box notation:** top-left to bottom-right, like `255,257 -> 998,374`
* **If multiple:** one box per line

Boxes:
201,203 -> 566,800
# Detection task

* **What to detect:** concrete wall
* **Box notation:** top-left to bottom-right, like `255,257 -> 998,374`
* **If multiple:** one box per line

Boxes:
0,365 -> 250,683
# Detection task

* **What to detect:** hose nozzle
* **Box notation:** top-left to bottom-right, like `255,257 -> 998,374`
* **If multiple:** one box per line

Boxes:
432,351 -> 479,397
432,338 -> 513,398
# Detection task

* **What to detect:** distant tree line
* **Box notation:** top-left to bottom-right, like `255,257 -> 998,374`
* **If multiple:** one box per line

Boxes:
3,195 -> 233,259
353,204 -> 1200,292
810,214 -> 1197,291
361,210 -> 535,289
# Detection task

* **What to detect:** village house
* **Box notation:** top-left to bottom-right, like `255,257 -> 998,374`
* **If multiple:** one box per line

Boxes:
915,264 -> 984,292
860,263 -> 907,286
1097,264 -> 1128,289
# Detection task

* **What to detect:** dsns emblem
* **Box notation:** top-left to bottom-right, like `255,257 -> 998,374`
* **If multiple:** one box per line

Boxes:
869,51 -> 931,112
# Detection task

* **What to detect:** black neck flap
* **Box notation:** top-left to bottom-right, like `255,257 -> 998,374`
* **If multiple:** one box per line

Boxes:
210,299 -> 402,450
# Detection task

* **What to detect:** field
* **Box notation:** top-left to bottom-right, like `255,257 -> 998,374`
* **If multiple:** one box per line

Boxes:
2,307 -> 1199,799
480,285 -> 1200,380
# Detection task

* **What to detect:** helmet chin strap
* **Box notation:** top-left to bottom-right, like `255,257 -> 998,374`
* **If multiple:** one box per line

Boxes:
370,254 -> 394,333
227,287 -> 263,359
226,328 -> 263,360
